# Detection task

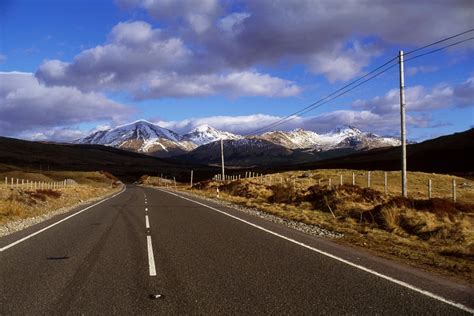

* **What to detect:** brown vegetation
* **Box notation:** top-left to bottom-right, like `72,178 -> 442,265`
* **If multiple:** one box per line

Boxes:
0,166 -> 122,226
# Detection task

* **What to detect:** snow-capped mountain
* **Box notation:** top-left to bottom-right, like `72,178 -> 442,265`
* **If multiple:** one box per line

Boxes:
75,120 -> 400,161
260,126 -> 400,150
75,120 -> 197,157
182,124 -> 242,146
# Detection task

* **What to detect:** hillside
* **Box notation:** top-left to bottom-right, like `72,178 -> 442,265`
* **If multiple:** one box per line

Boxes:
174,137 -> 319,167
287,129 -> 474,174
75,121 -> 400,163
0,136 -> 217,182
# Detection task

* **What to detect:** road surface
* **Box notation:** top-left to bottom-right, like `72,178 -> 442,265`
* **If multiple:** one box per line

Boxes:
1,185 -> 473,314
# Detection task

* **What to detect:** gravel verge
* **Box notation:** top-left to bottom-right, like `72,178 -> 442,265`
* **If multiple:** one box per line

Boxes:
145,185 -> 343,239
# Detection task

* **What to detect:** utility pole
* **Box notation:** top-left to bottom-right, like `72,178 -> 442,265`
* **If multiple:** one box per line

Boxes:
220,138 -> 225,181
399,50 -> 407,198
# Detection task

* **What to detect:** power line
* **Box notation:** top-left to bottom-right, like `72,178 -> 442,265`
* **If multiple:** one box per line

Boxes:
404,37 -> 474,62
405,28 -> 474,55
249,30 -> 474,135
258,63 -> 398,132
248,56 -> 399,135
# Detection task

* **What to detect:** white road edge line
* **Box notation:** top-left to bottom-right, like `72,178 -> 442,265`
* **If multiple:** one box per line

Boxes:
158,188 -> 474,314
145,215 -> 150,229
0,187 -> 127,252
147,235 -> 157,276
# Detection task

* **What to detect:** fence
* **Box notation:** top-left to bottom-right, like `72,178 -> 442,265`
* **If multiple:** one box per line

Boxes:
2,177 -> 77,191
211,170 -> 472,203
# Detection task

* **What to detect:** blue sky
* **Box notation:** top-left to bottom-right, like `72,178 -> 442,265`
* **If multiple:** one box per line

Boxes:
0,0 -> 473,141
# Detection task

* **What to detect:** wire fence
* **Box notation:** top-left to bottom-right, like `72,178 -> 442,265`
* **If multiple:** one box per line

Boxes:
211,170 -> 473,203
1,177 -> 77,191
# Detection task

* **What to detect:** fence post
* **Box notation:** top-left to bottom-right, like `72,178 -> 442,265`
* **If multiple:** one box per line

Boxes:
452,179 -> 456,202
190,170 -> 193,188
352,172 -> 355,186
384,172 -> 388,194
16,178 -> 19,188
340,174 -> 343,186
318,179 -> 321,186
328,178 -> 332,189
4,177 -> 7,189
173,177 -> 177,190
367,171 -> 371,188
428,179 -> 432,199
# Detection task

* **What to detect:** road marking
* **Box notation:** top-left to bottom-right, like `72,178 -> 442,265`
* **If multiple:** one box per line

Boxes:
159,189 -> 474,314
0,187 -> 126,252
147,235 -> 157,276
145,207 -> 148,212
145,215 -> 150,229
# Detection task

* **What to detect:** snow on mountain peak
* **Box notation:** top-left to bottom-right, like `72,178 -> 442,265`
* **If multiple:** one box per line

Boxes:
332,125 -> 362,135
191,124 -> 215,133
183,124 -> 242,146
75,120 -> 400,158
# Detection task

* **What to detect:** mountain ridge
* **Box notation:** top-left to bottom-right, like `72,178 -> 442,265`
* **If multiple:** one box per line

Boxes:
74,120 -> 401,160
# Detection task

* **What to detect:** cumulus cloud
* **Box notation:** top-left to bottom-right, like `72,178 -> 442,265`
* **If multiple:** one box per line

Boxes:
37,21 -> 191,91
36,21 -> 299,99
117,0 -> 221,34
137,71 -> 300,99
139,0 -> 472,79
353,77 -> 474,114
155,110 -> 429,136
21,127 -> 87,142
0,72 -> 133,136
36,1 -> 473,99
308,42 -> 381,82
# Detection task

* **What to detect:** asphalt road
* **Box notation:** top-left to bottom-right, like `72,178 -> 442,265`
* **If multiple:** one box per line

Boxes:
1,185 -> 473,315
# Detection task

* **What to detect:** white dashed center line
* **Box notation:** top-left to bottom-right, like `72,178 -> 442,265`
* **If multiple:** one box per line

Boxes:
146,235 -> 157,276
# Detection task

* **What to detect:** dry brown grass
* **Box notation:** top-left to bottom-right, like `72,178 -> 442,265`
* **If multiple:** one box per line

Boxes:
144,169 -> 474,282
0,166 -> 121,226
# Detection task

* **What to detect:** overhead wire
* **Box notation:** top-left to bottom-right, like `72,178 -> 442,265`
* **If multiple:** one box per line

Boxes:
404,28 -> 474,55
248,56 -> 399,135
248,29 -> 474,135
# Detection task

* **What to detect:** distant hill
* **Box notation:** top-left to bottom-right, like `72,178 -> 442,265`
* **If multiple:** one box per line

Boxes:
75,120 -> 400,163
284,129 -> 474,174
0,136 -> 217,182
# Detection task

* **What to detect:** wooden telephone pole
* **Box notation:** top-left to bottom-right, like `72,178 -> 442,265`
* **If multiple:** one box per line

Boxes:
399,50 -> 407,198
221,138 -> 225,181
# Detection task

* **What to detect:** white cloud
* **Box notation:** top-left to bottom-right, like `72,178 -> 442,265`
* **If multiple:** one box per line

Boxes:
22,127 -> 87,142
36,21 -> 300,99
219,12 -> 251,34
0,53 -> 6,63
308,42 -> 381,82
353,77 -> 474,114
154,110 -> 430,136
116,0 -> 220,34
35,1 -> 474,101
0,72 -> 133,135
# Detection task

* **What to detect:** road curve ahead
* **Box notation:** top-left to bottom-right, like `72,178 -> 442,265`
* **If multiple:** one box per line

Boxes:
1,185 -> 473,315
